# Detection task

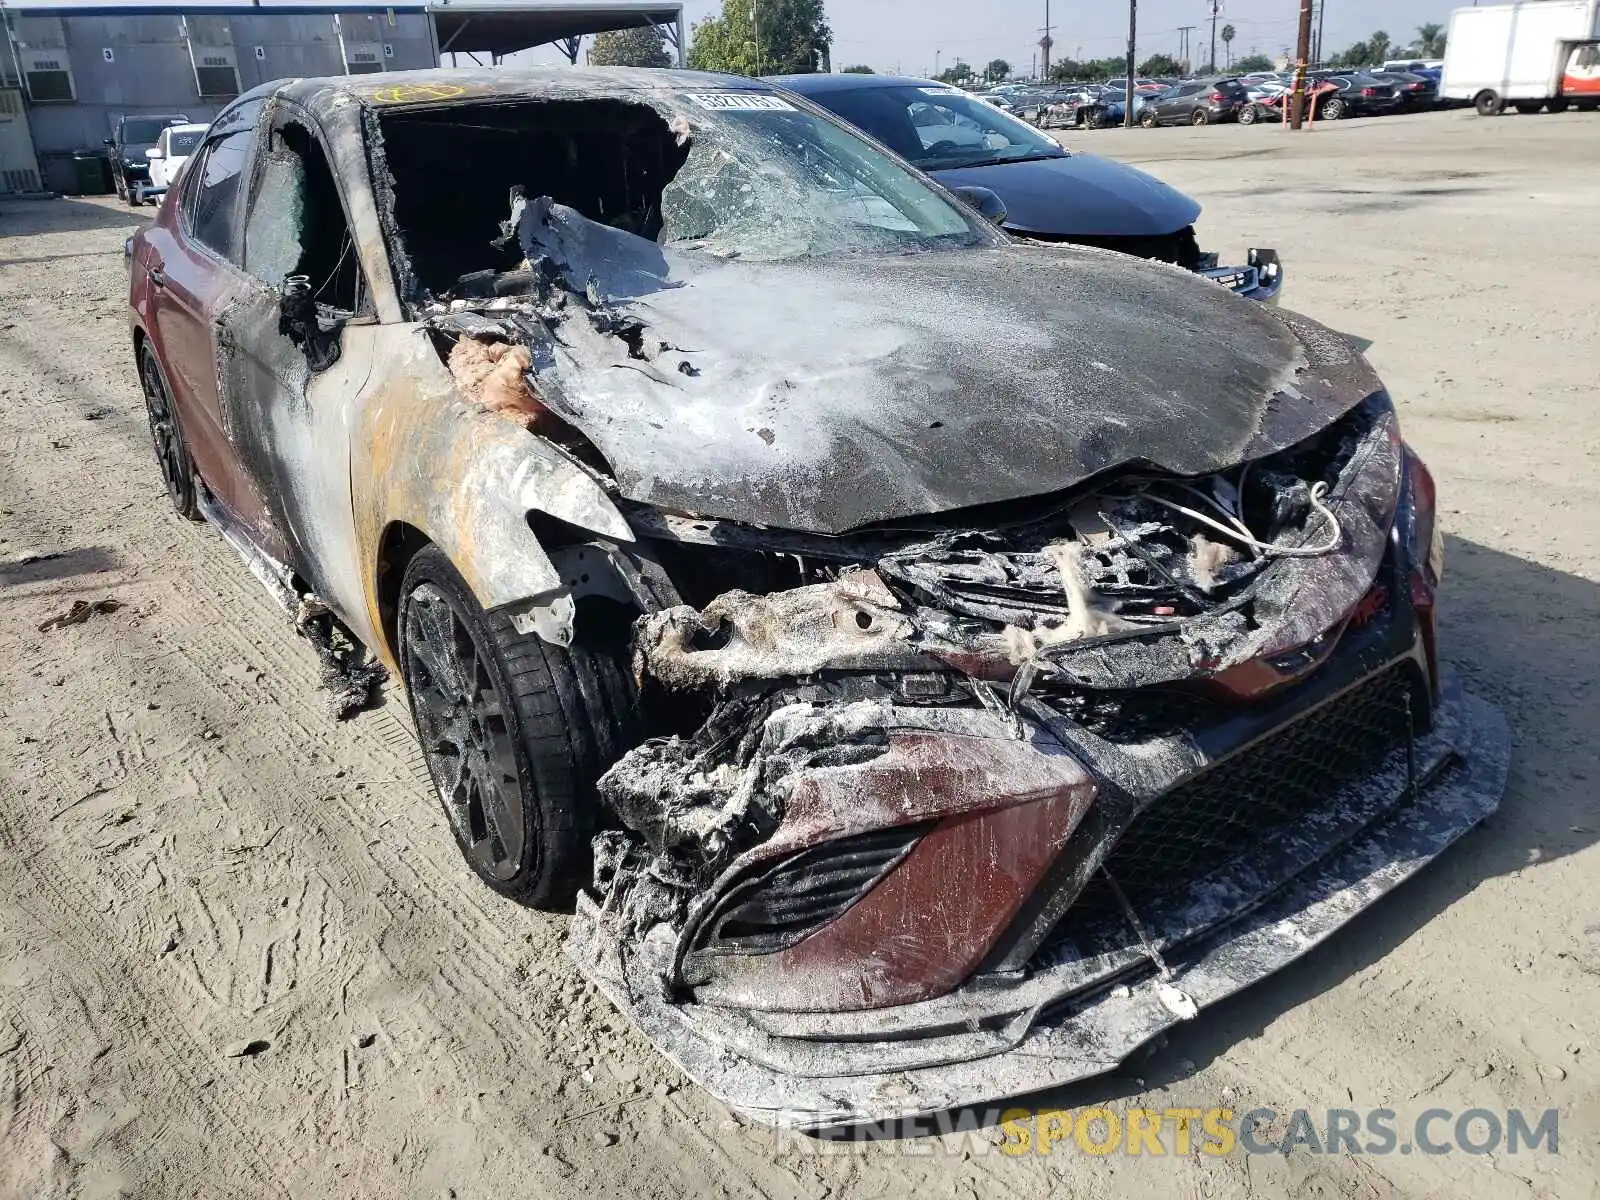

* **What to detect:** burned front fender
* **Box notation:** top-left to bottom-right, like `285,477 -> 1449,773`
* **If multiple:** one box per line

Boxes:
347,324 -> 634,671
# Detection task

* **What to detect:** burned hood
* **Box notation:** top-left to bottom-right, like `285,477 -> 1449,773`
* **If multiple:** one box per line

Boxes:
521,214 -> 1381,534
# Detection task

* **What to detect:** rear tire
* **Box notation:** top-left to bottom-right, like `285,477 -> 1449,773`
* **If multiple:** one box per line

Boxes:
398,546 -> 637,908
1321,97 -> 1347,120
1238,104 -> 1259,126
1546,99 -> 1570,113
1190,108 -> 1210,126
1513,100 -> 1541,114
1475,90 -> 1503,116
138,343 -> 200,521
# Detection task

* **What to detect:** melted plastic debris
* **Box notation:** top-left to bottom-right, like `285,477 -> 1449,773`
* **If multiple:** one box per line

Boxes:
635,569 -> 919,689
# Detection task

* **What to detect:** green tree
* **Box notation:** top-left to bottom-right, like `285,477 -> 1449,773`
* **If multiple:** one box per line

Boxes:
984,58 -> 1011,82
1049,56 -> 1125,82
686,0 -> 832,76
1416,23 -> 1446,56
588,24 -> 672,68
936,59 -> 973,84
1331,40 -> 1371,68
1220,24 -> 1236,67
1235,53 -> 1273,72
1368,30 -> 1391,64
841,63 -> 875,73
1138,53 -> 1181,76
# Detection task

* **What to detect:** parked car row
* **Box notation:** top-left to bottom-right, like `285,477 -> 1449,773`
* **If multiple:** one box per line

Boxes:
1235,67 -> 1442,124
965,63 -> 1454,131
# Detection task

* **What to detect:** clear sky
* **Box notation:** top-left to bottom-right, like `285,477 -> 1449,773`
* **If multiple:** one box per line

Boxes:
507,0 -> 1455,74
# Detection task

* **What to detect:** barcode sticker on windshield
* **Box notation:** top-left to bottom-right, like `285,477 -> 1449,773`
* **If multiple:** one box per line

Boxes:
685,93 -> 797,111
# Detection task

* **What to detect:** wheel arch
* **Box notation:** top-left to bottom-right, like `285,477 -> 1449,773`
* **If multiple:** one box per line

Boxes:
351,327 -> 638,674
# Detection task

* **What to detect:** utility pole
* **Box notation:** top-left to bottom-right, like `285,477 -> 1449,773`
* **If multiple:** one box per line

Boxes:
1177,24 -> 1196,71
1290,0 -> 1313,127
1124,0 -> 1137,126
1039,0 -> 1054,79
751,0 -> 762,76
1208,0 -> 1220,72
1314,0 -> 1326,64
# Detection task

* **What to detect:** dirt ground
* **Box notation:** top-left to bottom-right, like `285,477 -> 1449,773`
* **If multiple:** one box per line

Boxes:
0,106 -> 1596,1199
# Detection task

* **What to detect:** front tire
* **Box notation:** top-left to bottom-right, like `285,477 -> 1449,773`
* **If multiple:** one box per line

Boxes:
399,547 -> 636,908
1239,103 -> 1260,126
139,344 -> 200,520
1475,90 -> 1503,116
1139,108 -> 1158,128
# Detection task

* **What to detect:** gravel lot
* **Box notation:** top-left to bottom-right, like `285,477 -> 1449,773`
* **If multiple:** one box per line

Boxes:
0,107 -> 1596,1199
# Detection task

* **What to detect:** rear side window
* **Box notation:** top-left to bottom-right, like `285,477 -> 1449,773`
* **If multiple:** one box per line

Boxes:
184,129 -> 251,261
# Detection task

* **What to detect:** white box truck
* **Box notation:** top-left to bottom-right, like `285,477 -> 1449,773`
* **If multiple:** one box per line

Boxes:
1441,0 -> 1600,114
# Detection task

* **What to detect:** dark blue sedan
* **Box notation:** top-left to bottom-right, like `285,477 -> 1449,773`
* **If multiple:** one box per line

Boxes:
771,73 -> 1281,303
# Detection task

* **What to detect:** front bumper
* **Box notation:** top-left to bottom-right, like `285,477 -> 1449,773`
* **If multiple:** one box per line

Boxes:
1200,247 -> 1283,303
569,676 -> 1507,1129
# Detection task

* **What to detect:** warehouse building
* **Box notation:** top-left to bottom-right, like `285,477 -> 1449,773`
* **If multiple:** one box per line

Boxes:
0,0 -> 685,193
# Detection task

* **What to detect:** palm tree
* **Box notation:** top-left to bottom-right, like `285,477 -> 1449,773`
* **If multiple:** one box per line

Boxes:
1221,24 -> 1236,68
1416,23 -> 1446,56
1368,30 -> 1392,65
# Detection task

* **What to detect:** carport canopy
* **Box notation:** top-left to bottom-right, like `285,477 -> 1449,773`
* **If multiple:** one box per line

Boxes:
430,0 -> 685,60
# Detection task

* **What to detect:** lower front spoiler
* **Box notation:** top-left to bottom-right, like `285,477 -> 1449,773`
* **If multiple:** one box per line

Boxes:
567,683 -> 1508,1131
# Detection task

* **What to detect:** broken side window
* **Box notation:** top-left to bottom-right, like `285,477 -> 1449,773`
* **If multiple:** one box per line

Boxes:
243,121 -> 364,314
242,119 -> 366,370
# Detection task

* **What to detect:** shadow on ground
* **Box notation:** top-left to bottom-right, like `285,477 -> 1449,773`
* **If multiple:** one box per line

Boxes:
0,196 -> 149,239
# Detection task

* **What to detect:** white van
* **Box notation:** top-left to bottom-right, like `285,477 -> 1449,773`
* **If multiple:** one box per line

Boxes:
1440,0 -> 1600,113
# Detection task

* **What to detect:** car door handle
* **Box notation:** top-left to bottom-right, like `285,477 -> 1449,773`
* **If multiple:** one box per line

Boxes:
149,267 -> 166,289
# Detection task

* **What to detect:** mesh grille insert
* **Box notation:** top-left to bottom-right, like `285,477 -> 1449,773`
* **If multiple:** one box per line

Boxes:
1049,666 -> 1417,943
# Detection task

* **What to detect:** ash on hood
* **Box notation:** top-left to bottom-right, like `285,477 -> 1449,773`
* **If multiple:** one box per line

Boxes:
427,187 -> 1382,535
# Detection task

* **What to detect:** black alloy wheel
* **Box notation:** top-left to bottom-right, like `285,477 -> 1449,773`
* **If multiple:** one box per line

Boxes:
139,344 -> 200,520
403,580 -> 530,889
396,547 -> 638,908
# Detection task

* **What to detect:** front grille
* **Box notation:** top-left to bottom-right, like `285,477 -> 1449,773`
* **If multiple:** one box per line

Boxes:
1048,666 -> 1417,939
1037,683 -> 1215,743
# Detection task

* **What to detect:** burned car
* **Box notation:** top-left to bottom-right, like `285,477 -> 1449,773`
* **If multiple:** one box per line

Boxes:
126,68 -> 1508,1130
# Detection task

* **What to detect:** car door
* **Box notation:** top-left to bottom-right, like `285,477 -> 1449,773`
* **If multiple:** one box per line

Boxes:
1174,83 -> 1208,121
145,99 -> 286,552
150,128 -> 171,189
214,102 -> 376,617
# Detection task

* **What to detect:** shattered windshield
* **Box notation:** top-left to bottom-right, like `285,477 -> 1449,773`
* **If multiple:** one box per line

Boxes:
375,89 -> 991,295
812,85 -> 1067,170
656,92 -> 981,259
